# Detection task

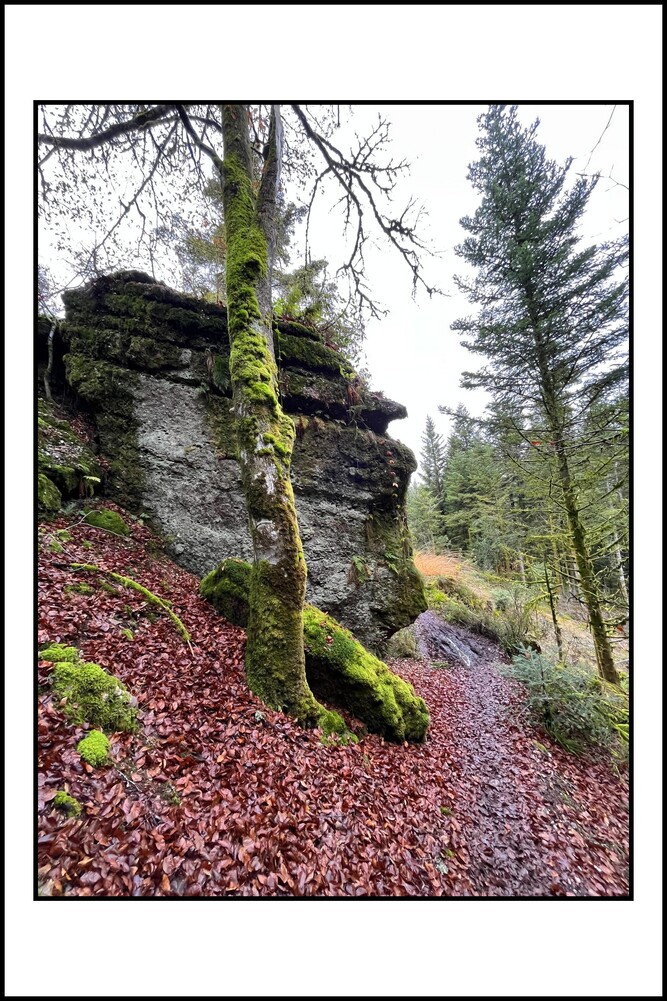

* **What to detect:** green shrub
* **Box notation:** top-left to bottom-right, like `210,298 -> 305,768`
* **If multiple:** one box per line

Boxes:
426,580 -> 535,655
501,651 -> 629,758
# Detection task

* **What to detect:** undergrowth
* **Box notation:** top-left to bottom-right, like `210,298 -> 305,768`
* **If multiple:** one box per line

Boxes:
501,651 -> 629,761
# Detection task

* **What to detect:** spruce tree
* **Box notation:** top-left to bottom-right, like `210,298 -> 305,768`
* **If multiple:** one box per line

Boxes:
452,105 -> 627,684
419,415 -> 447,500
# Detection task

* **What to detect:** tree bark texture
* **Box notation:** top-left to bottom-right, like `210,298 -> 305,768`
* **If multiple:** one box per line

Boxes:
220,104 -> 329,724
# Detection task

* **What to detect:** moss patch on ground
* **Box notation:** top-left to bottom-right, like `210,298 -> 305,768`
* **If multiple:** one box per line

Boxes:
77,730 -> 111,767
83,509 -> 131,536
40,643 -> 80,663
52,659 -> 137,732
53,791 -> 82,817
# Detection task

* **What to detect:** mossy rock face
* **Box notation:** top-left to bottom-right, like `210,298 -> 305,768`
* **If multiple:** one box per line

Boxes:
77,730 -> 111,767
200,559 -> 429,742
83,508 -> 130,536
52,659 -> 137,732
60,272 -> 425,649
38,473 -> 61,513
38,399 -> 103,503
53,791 -> 82,817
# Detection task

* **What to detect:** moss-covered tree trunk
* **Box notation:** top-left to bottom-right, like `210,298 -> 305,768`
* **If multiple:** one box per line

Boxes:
528,302 -> 619,687
555,443 -> 619,685
219,104 -> 329,725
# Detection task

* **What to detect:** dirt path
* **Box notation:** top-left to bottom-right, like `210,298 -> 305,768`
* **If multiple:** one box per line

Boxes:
403,612 -> 630,896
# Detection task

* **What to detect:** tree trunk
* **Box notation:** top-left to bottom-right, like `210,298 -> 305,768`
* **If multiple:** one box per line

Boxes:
544,550 -> 564,662
554,444 -> 619,685
44,320 -> 56,401
220,104 -> 330,726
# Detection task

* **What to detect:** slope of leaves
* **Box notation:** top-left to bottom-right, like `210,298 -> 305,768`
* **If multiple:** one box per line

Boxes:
37,509 -> 629,897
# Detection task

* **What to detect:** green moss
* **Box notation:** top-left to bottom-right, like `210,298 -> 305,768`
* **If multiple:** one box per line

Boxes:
202,396 -> 238,459
52,660 -> 137,732
120,627 -> 134,641
53,791 -> 82,817
63,355 -> 143,510
37,400 -> 102,501
276,330 -> 346,375
437,575 -> 487,612
200,559 -> 429,742
40,643 -> 80,663
72,563 -> 191,644
49,538 -> 64,553
83,509 -> 130,536
200,557 -> 252,627
38,474 -> 61,513
65,582 -> 95,596
77,730 -> 111,767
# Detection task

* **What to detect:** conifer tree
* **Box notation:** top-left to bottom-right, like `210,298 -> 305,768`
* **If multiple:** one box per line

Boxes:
419,415 -> 447,500
452,105 -> 627,684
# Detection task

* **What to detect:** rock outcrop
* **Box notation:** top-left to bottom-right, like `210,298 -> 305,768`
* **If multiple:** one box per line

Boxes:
53,271 -> 426,650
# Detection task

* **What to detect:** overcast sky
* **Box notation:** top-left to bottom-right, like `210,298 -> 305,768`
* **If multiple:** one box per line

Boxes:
301,103 -> 629,469
38,102 -> 629,475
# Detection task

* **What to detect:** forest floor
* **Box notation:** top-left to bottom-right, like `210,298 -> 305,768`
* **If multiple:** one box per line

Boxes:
37,509 -> 629,897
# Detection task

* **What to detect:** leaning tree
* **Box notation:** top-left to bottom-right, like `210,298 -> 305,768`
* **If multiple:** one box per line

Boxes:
449,105 -> 628,684
38,103 -> 438,726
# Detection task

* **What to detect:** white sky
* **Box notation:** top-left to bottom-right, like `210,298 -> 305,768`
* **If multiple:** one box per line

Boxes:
301,103 -> 629,467
5,6 -> 662,1000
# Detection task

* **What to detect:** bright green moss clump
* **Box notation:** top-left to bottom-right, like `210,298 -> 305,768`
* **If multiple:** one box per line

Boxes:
200,559 -> 429,742
53,791 -> 82,817
83,509 -> 130,536
52,660 -> 137,732
40,643 -> 80,663
77,730 -> 110,767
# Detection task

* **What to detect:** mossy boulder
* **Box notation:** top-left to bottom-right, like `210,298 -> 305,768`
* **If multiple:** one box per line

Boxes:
37,399 -> 102,502
200,558 -> 429,742
52,659 -> 138,732
53,791 -> 82,817
77,730 -> 111,767
60,271 -> 425,649
38,474 -> 62,513
83,509 -> 130,536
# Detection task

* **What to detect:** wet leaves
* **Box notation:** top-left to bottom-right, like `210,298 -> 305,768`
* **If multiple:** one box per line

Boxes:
37,511 -> 629,897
